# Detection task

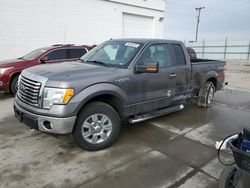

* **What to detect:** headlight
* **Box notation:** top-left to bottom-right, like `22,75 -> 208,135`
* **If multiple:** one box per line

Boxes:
43,88 -> 74,109
0,67 -> 13,75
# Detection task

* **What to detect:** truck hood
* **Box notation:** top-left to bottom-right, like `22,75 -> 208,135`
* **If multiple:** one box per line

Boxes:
0,58 -> 28,68
25,61 -> 117,81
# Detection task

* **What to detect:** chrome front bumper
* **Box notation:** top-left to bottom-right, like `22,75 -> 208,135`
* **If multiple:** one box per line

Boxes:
14,100 -> 76,134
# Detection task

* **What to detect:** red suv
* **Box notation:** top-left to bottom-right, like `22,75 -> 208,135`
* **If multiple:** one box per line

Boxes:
0,44 -> 95,94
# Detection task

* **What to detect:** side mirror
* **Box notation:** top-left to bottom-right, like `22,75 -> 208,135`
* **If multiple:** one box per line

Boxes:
40,56 -> 49,64
135,61 -> 159,73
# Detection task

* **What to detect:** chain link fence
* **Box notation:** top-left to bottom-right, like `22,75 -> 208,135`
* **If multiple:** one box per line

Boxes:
185,39 -> 250,60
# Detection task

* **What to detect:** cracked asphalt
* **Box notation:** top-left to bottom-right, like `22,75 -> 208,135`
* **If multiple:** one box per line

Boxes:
0,88 -> 250,188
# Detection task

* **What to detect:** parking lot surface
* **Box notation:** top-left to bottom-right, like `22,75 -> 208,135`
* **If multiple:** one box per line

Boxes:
0,88 -> 250,188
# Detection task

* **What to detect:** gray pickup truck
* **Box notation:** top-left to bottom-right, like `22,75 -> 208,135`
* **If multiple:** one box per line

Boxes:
14,39 -> 226,150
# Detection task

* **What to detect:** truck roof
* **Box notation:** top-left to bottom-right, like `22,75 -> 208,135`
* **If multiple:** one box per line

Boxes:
110,38 -> 182,44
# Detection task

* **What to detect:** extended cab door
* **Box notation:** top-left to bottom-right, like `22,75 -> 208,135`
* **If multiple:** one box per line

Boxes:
129,43 -> 177,113
168,43 -> 191,97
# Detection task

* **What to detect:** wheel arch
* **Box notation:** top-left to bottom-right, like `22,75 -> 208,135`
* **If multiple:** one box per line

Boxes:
82,94 -> 124,117
207,77 -> 217,89
72,83 -> 127,118
204,70 -> 218,90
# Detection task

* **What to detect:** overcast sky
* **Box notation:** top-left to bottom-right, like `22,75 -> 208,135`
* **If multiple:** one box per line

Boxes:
164,0 -> 250,41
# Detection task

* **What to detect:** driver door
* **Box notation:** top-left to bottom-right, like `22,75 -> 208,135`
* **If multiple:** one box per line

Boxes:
129,43 -> 176,113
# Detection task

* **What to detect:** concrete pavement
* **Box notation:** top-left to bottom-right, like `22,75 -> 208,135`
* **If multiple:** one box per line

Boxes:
0,89 -> 250,188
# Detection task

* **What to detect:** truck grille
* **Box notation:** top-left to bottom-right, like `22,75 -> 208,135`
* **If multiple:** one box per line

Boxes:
18,75 -> 42,106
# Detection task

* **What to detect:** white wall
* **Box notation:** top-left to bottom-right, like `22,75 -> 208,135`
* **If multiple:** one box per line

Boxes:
0,0 -> 164,60
107,0 -> 165,11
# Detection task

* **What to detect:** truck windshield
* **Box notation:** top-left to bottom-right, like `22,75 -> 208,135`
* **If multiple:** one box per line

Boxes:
81,41 -> 143,68
20,48 -> 47,60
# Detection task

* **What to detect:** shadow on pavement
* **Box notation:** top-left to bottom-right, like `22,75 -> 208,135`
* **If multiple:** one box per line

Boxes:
0,92 -> 13,100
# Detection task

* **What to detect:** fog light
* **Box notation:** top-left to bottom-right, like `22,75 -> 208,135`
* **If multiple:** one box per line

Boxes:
43,121 -> 52,129
0,81 -> 3,86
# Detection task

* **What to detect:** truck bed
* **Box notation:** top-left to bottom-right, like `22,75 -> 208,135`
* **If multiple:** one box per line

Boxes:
190,58 -> 226,94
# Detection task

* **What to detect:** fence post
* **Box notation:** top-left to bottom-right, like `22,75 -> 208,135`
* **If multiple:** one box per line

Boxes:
247,40 -> 250,60
224,37 -> 227,59
202,39 -> 205,58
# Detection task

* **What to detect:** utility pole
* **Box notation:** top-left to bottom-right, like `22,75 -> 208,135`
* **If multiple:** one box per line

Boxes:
195,7 -> 205,42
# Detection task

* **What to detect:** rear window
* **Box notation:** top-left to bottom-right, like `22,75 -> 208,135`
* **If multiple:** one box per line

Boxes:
172,44 -> 186,65
69,48 -> 87,59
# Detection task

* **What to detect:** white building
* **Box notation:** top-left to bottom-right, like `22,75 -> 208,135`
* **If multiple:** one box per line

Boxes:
0,0 -> 165,60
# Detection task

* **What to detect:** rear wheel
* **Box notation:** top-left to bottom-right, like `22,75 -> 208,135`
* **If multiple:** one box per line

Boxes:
10,75 -> 19,95
218,166 -> 238,188
72,102 -> 121,151
197,81 -> 215,108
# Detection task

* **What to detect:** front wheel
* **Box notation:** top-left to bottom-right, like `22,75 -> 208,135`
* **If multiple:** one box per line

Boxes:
218,166 -> 238,188
197,81 -> 215,108
10,75 -> 19,95
72,102 -> 121,151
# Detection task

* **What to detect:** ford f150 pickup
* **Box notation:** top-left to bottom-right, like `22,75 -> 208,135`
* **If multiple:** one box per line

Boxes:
13,39 -> 226,151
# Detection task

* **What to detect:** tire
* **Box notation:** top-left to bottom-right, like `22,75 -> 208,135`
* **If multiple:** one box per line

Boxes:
197,81 -> 215,108
72,102 -> 121,151
218,166 -> 238,188
10,75 -> 19,95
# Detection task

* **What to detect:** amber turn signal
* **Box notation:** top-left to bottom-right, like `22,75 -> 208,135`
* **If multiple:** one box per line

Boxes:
63,89 -> 75,104
146,67 -> 157,71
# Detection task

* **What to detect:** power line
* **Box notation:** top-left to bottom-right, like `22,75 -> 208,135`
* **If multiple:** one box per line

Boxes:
195,6 -> 205,42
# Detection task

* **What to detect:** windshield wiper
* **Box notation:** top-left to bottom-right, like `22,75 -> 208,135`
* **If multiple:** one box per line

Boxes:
17,57 -> 24,60
86,60 -> 109,67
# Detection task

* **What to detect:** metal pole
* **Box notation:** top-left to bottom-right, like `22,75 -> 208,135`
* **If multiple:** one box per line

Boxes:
195,7 -> 205,42
224,37 -> 227,59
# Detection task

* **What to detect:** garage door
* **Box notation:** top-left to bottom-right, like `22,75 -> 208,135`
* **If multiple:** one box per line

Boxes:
123,13 -> 154,38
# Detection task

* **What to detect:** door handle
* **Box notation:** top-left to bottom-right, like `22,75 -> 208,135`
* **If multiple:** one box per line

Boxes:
169,73 -> 176,79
